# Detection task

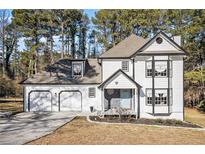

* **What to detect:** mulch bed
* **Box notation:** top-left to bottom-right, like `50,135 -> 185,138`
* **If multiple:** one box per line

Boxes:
89,115 -> 202,128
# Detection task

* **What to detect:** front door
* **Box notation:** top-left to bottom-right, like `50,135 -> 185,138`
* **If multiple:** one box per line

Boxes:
120,89 -> 132,109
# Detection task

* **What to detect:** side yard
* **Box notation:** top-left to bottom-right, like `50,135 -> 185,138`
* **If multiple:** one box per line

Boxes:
0,99 -> 23,115
28,108 -> 205,145
185,108 -> 205,127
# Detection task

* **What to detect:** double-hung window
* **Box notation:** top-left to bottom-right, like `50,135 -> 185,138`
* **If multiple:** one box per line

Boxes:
146,89 -> 172,106
88,87 -> 96,98
155,61 -> 167,77
122,61 -> 129,71
146,60 -> 172,77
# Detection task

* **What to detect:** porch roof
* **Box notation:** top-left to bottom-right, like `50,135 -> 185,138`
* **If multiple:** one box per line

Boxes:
98,69 -> 141,89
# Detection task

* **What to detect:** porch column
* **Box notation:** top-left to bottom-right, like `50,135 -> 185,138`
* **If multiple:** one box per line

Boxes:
134,88 -> 138,118
101,88 -> 104,112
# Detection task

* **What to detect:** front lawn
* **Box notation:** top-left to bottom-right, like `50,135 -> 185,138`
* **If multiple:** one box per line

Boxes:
0,100 -> 23,114
28,108 -> 205,145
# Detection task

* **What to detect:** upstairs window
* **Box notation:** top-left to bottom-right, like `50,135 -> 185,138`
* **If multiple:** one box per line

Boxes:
155,61 -> 167,77
88,87 -> 96,98
146,60 -> 172,77
122,61 -> 129,71
146,61 -> 152,77
72,62 -> 83,77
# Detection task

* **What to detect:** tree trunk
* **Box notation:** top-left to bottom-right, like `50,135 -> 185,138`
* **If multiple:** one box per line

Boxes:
66,34 -> 70,55
61,22 -> 64,59
71,31 -> 76,59
82,28 -> 86,59
2,11 -> 6,77
50,35 -> 54,64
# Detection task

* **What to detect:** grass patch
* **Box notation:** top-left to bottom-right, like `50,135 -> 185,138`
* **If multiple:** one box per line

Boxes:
185,107 -> 205,127
28,116 -> 205,145
0,100 -> 23,115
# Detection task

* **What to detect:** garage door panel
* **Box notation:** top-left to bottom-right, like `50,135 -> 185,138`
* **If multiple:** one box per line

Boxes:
60,91 -> 81,111
29,91 -> 52,111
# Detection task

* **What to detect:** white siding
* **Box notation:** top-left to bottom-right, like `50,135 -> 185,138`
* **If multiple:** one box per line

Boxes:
102,59 -> 133,81
134,55 -> 184,120
142,35 -> 184,54
24,55 -> 184,120
24,84 -> 102,112
104,73 -> 136,89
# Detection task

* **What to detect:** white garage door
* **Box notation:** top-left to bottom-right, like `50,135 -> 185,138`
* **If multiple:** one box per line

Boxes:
59,91 -> 82,111
29,91 -> 52,111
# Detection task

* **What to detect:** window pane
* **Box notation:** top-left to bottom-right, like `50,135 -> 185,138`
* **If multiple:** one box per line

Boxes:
89,88 -> 95,98
155,89 -> 167,105
122,61 -> 129,71
146,61 -> 152,77
73,63 -> 82,76
155,61 -> 167,77
146,89 -> 169,105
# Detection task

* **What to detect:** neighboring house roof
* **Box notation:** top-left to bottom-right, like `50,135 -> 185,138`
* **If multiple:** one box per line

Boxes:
98,69 -> 141,89
99,34 -> 149,58
99,31 -> 188,58
21,59 -> 101,84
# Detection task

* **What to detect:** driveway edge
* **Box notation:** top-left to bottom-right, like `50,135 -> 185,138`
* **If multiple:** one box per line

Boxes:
24,116 -> 76,145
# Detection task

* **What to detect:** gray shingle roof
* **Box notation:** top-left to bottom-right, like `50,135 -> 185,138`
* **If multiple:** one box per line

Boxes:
99,34 -> 148,58
21,59 -> 101,84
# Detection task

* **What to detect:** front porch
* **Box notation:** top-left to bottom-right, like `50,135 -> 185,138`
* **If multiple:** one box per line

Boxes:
103,89 -> 136,112
98,69 -> 141,116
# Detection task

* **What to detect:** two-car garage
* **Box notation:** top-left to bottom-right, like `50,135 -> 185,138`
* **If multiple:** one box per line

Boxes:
28,90 -> 82,112
24,84 -> 101,112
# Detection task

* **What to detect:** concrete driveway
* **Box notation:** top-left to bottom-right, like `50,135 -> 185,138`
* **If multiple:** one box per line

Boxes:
0,112 -> 76,145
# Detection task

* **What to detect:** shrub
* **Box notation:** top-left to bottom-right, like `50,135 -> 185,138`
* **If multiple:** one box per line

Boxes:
196,100 -> 205,112
175,120 -> 183,125
0,76 -> 22,98
165,119 -> 173,125
155,119 -> 163,123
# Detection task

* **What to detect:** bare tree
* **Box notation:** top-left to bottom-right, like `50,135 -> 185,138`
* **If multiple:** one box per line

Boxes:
0,9 -> 9,77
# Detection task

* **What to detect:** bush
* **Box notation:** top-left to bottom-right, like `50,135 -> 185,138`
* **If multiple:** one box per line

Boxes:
196,100 -> 205,112
175,120 -> 183,125
0,76 -> 22,98
155,118 -> 163,123
165,119 -> 173,125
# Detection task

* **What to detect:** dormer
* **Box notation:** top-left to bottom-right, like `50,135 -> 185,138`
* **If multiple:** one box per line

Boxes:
72,60 -> 84,78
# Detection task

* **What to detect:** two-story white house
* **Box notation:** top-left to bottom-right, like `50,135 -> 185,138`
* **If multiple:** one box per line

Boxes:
21,31 -> 188,120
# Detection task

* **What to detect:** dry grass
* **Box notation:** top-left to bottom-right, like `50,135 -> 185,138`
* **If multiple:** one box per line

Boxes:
185,107 -> 205,127
28,108 -> 205,145
0,101 -> 23,114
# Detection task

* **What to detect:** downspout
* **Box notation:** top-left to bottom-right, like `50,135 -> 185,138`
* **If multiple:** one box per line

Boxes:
183,57 -> 185,120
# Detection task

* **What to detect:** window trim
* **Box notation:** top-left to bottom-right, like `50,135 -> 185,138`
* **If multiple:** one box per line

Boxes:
145,88 -> 172,106
121,61 -> 129,72
88,87 -> 96,98
72,61 -> 83,78
145,60 -> 172,78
